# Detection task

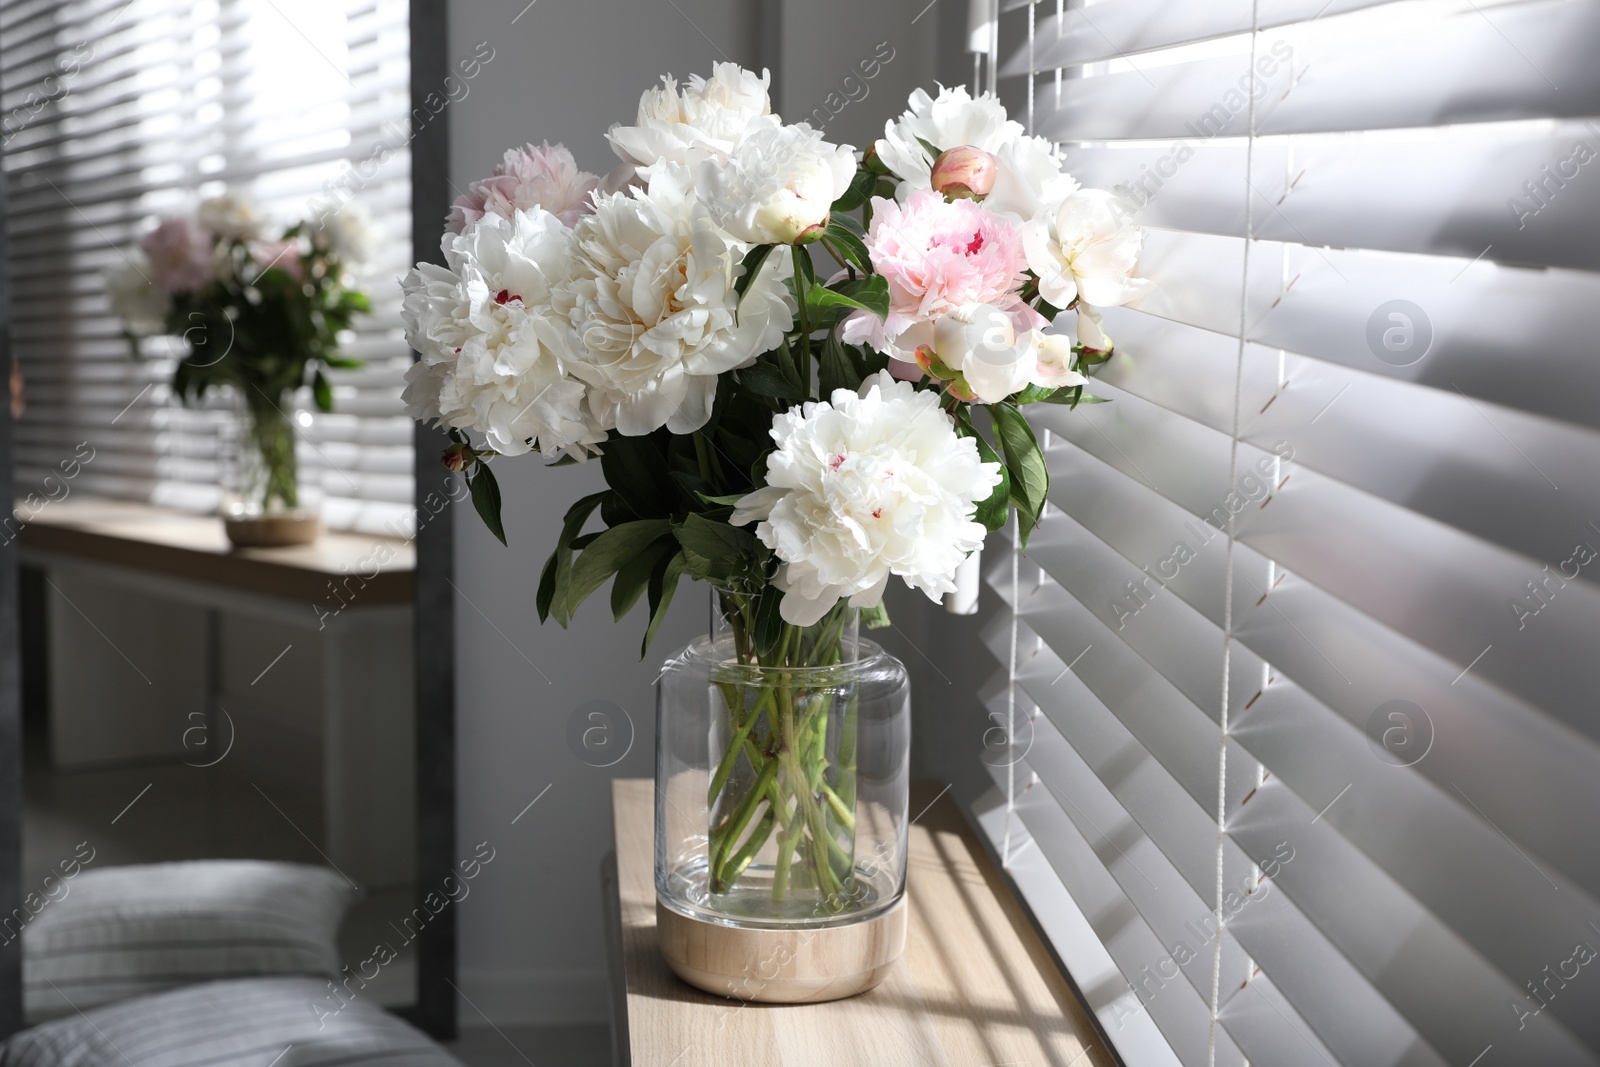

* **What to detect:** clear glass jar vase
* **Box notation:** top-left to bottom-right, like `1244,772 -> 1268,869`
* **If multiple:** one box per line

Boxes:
655,594 -> 911,945
221,386 -> 320,547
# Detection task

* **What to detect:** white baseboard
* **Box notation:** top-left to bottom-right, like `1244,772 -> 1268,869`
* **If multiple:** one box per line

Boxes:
455,966 -> 611,1027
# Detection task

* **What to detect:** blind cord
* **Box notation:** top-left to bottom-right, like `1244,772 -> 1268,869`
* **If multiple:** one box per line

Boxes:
1004,12 -> 1037,864
1209,3 -> 1263,1063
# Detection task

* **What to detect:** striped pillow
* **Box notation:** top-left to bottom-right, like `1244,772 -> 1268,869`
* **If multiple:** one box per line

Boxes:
22,860 -> 357,1022
0,975 -> 463,1066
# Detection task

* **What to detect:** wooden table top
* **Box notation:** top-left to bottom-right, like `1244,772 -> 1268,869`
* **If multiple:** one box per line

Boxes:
609,777 -> 1116,1067
15,496 -> 413,604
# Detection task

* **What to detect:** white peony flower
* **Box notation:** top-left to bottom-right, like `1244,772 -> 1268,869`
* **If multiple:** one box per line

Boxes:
982,135 -> 1080,221
697,123 -> 855,245
732,372 -> 1003,626
558,162 -> 794,436
607,63 -> 780,171
105,257 -> 171,336
875,85 -> 1023,198
400,209 -> 604,460
312,201 -> 375,265
197,193 -> 263,240
1023,188 -> 1149,310
931,304 -> 1036,403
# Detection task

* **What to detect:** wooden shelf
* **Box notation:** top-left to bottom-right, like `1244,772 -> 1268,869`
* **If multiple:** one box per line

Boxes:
16,497 -> 413,604
608,778 -> 1116,1067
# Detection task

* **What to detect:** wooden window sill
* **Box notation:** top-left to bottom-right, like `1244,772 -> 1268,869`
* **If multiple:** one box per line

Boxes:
15,496 -> 412,605
606,778 -> 1116,1066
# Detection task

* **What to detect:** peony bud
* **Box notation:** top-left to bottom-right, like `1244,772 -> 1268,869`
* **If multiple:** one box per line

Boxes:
1030,333 -> 1088,390
930,146 -> 997,201
913,344 -> 956,380
442,444 -> 471,473
752,198 -> 830,245
863,144 -> 892,176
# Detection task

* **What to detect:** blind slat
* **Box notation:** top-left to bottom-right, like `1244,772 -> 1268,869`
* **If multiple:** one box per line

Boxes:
1026,0 -> 1600,140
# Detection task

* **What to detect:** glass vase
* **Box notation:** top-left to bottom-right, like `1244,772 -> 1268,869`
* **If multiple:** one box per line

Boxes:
222,386 -> 320,547
654,593 -> 911,1001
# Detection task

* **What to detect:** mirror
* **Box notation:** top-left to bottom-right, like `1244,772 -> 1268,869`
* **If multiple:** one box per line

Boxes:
0,0 -> 456,1043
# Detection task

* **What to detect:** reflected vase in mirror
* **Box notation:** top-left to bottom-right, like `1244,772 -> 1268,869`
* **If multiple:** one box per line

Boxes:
655,598 -> 911,1003
223,385 -> 320,548
103,191 -> 374,551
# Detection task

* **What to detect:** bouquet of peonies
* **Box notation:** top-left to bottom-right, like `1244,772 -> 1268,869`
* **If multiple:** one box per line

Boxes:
402,65 -> 1144,907
403,64 -> 1144,636
107,195 -> 373,514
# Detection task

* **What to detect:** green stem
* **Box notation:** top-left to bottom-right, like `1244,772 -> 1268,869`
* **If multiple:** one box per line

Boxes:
692,431 -> 717,489
243,390 -> 299,511
720,810 -> 775,886
709,759 -> 777,892
792,245 -> 812,389
822,784 -> 856,832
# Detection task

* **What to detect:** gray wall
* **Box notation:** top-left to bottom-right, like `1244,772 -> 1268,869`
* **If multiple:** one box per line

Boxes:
445,0 -> 978,1027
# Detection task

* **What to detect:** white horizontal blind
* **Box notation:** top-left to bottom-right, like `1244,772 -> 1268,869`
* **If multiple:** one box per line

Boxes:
984,2 -> 1600,1065
1,0 -> 414,535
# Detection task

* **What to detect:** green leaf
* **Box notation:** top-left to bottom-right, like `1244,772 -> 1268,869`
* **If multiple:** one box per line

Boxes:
823,219 -> 871,275
957,414 -> 1011,533
537,491 -> 608,623
828,211 -> 865,237
791,244 -> 817,294
640,551 -> 688,658
1035,297 -> 1063,322
805,274 -> 889,322
696,491 -> 750,507
830,168 -> 876,213
733,244 -> 776,307
600,432 -> 673,519
561,519 -> 674,624
322,354 -> 363,370
1037,387 -> 1110,407
611,536 -> 676,621
670,470 -> 717,502
915,136 -> 942,160
819,330 -> 858,399
860,603 -> 892,630
668,511 -> 755,579
990,403 -> 1050,548
753,586 -> 784,656
1011,383 -> 1059,405
468,462 -> 507,546
737,359 -> 806,401
773,339 -> 805,395
849,344 -> 890,381
311,369 -> 334,412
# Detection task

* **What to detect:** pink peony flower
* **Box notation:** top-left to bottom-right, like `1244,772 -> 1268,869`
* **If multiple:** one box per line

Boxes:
841,191 -> 1040,360
248,239 -> 305,283
447,142 -> 600,233
139,216 -> 213,294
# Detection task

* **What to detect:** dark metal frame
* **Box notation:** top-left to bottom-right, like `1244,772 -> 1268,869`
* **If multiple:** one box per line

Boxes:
0,2 -> 458,1040
0,100 -> 20,1039
405,0 -> 457,1041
